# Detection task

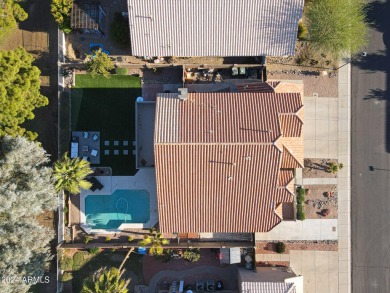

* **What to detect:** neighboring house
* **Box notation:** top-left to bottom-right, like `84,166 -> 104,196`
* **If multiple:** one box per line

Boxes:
238,267 -> 303,293
127,0 -> 304,57
154,85 -> 304,233
71,1 -> 106,36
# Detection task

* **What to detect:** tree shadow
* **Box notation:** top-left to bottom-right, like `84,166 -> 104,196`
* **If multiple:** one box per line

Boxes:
363,88 -> 388,101
366,1 -> 389,33
353,51 -> 388,73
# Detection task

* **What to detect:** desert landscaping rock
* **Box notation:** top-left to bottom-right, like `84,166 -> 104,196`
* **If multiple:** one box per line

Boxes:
303,158 -> 338,178
303,184 -> 338,219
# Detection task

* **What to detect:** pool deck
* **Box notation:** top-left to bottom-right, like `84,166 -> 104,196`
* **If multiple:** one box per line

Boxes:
79,169 -> 158,234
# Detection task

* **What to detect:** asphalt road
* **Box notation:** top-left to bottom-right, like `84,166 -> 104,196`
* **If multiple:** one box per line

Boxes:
351,0 -> 390,292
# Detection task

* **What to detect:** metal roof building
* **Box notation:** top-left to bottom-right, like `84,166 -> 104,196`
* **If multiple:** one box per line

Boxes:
127,0 -> 304,57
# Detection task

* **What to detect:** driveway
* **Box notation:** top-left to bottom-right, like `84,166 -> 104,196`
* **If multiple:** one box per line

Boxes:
304,96 -> 338,159
289,250 -> 339,293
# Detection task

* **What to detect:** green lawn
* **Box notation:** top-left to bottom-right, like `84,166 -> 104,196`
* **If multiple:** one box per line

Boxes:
68,250 -> 144,293
71,74 -> 142,175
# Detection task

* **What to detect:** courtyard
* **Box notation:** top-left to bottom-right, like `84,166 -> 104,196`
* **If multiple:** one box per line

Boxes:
71,74 -> 142,175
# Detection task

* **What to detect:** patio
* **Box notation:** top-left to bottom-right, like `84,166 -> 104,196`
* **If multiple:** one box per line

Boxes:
71,131 -> 101,164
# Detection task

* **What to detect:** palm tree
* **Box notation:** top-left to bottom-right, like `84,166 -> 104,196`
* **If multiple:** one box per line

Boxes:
81,267 -> 130,293
138,228 -> 170,256
327,162 -> 344,174
53,152 -> 93,194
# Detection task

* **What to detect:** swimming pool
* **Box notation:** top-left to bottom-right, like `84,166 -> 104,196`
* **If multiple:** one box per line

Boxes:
85,189 -> 150,229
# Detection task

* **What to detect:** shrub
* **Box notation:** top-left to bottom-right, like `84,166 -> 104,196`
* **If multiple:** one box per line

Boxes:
297,187 -> 305,204
297,22 -> 308,40
60,272 -> 73,282
63,206 -> 68,214
116,67 -> 128,75
110,248 -> 116,252
297,204 -> 305,220
59,256 -> 73,270
322,209 -> 331,217
128,236 -> 134,242
183,249 -> 201,262
89,247 -> 99,255
105,237 -> 111,242
276,242 -> 286,254
84,235 -> 93,244
73,252 -> 87,269
110,13 -> 130,48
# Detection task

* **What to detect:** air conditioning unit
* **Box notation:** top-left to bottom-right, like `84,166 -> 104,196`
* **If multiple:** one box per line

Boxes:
178,88 -> 188,101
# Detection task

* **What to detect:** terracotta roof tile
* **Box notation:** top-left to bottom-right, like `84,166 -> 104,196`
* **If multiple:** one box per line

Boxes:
280,114 -> 303,137
154,92 -> 302,232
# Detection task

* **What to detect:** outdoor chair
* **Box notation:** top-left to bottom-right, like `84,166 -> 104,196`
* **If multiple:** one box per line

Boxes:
91,149 -> 98,157
92,134 -> 99,141
83,132 -> 89,138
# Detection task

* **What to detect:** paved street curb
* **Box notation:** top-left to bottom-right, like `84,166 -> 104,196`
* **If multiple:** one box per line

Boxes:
337,61 -> 351,293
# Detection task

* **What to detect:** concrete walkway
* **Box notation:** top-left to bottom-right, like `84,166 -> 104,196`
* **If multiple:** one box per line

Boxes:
302,178 -> 338,185
255,219 -> 338,241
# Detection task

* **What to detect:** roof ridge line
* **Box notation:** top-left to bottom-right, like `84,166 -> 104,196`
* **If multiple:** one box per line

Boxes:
283,145 -> 303,168
155,142 -> 275,145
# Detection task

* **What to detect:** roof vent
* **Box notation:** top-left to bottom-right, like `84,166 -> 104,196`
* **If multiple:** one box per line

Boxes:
178,88 -> 188,101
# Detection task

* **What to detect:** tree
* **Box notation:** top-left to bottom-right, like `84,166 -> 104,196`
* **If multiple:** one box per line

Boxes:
51,0 -> 73,34
305,0 -> 368,57
0,48 -> 48,140
0,136 -> 57,293
138,228 -> 170,256
0,0 -> 28,39
53,152 -> 93,194
87,48 -> 114,78
0,136 -> 58,220
81,267 -> 130,293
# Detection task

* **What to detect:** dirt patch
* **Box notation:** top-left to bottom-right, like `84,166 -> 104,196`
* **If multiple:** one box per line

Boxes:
303,185 -> 338,219
303,158 -> 338,178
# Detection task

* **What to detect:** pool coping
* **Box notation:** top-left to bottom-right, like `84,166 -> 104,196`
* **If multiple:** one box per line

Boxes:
79,170 -> 158,234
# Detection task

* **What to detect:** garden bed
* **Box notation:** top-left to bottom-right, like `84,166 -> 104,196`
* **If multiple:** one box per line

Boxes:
303,184 -> 338,219
303,158 -> 338,178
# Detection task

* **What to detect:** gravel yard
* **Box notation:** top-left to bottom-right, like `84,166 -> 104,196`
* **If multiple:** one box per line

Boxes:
303,158 -> 338,178
303,184 -> 338,219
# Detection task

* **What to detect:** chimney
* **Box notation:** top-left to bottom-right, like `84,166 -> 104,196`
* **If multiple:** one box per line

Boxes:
178,88 -> 188,101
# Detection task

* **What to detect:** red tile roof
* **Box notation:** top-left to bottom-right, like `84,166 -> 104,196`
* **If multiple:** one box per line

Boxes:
154,92 -> 304,232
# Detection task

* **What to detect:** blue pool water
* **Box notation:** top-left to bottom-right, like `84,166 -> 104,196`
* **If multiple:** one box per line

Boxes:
85,189 -> 150,229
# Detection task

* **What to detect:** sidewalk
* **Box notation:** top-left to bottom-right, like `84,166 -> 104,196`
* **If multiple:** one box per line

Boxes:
337,61 -> 352,293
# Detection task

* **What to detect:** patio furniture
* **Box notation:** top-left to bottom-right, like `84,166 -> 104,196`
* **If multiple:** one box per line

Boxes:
83,145 -> 88,152
87,176 -> 104,192
196,281 -> 204,292
91,149 -> 98,157
83,156 -> 89,161
104,140 -> 110,146
123,150 -> 128,155
83,132 -> 89,138
231,67 -> 238,76
123,140 -> 128,146
114,150 -> 119,155
104,150 -> 109,155
206,281 -> 214,292
71,142 -> 79,158
92,134 -> 99,141
114,140 -> 119,146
